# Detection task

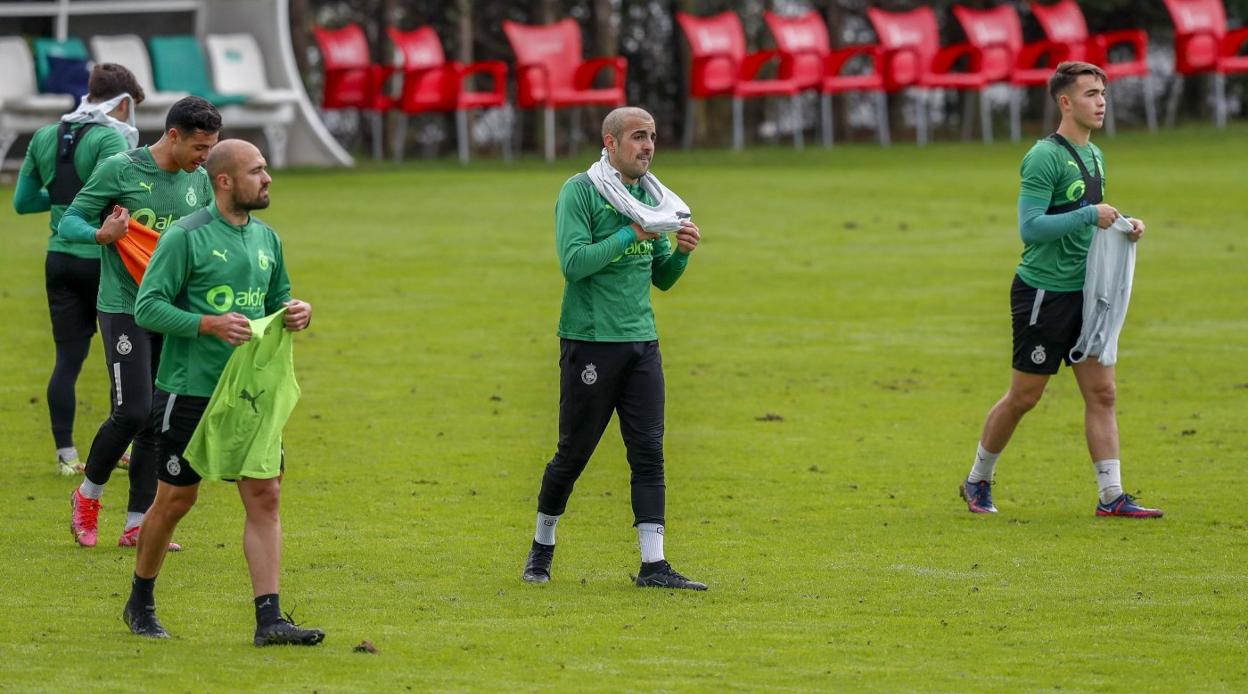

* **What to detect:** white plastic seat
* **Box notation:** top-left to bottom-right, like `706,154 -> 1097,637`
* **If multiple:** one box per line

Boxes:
0,36 -> 75,167
89,34 -> 188,129
204,33 -> 295,166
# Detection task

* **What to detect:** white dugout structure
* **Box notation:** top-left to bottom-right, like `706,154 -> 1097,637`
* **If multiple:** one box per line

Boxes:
0,0 -> 351,168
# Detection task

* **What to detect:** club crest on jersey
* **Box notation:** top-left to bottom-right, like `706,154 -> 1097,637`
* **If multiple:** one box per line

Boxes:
116,333 -> 133,356
186,188 -> 197,206
166,455 -> 181,476
257,249 -> 272,270
1031,345 -> 1047,365
581,363 -> 598,385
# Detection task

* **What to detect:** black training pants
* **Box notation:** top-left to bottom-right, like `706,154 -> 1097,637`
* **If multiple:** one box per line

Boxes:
83,312 -> 162,514
537,339 -> 666,526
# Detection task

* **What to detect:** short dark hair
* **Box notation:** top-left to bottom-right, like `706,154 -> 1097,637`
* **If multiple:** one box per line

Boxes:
1049,61 -> 1108,103
165,96 -> 222,135
87,63 -> 145,105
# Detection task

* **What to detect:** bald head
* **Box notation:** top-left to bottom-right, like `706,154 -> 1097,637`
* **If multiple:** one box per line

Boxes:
602,107 -> 654,141
205,139 -> 260,184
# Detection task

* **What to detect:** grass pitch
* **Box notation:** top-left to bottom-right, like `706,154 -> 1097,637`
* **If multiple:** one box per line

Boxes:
1,125 -> 1246,691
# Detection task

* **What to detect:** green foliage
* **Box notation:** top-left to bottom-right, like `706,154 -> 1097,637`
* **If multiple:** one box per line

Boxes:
1,125 -> 1246,689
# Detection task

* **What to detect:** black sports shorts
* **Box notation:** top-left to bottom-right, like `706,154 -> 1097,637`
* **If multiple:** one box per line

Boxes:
1010,274 -> 1083,375
45,252 -> 100,342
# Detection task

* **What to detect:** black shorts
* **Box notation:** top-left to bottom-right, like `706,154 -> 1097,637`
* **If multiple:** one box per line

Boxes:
153,389 -> 210,486
45,252 -> 100,343
153,389 -> 285,486
1011,274 -> 1083,375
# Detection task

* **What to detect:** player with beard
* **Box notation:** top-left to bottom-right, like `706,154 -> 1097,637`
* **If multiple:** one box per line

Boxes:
123,139 -> 322,646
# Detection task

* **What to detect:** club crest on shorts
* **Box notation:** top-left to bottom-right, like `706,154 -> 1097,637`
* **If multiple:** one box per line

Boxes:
581,363 -> 598,385
1031,345 -> 1047,365
116,333 -> 133,356
166,454 -> 181,477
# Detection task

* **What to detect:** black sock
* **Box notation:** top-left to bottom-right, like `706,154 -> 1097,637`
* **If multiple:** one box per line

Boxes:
254,593 -> 281,627
130,574 -> 156,609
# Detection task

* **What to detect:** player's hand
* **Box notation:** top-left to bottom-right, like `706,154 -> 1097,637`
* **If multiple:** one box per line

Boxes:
199,312 -> 252,346
1094,203 -> 1119,229
630,222 -> 660,241
1126,217 -> 1145,243
674,220 -> 701,254
95,206 -> 130,244
283,299 -> 312,332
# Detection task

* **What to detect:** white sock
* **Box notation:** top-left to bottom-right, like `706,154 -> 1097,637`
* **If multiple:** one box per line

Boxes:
637,523 -> 665,564
968,443 -> 1000,483
1094,459 -> 1123,504
534,512 -> 559,546
78,479 -> 104,500
57,446 -> 79,462
125,512 -> 144,531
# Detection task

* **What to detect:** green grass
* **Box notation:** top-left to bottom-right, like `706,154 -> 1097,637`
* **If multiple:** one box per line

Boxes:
1,125 -> 1246,692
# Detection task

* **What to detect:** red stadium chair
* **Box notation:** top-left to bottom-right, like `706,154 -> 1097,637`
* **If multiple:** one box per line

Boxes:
866,7 -> 993,145
1162,0 -> 1248,127
676,11 -> 802,150
502,18 -> 626,162
387,26 -> 508,163
764,10 -> 890,147
952,5 -> 1071,141
313,24 -> 394,159
1032,0 -> 1156,133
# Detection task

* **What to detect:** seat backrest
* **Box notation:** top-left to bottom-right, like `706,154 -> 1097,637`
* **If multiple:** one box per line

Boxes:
676,11 -> 746,63
1163,0 -> 1227,73
33,37 -> 88,91
205,33 -> 272,95
503,18 -> 582,95
149,35 -> 213,96
1032,0 -> 1089,45
91,35 -> 158,95
953,5 -> 1022,81
866,7 -> 939,87
0,37 -> 38,101
764,10 -> 830,89
314,23 -> 372,71
388,26 -> 447,71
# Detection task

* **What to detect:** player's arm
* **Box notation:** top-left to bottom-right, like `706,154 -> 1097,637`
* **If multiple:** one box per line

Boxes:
651,220 -> 699,291
557,181 -> 642,282
58,154 -> 128,244
263,236 -> 311,331
13,146 -> 50,214
136,226 -> 250,345
1017,148 -> 1116,244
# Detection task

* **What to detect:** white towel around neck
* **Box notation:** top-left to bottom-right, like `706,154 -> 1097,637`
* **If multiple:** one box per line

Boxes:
61,92 -> 139,148
586,148 -> 691,232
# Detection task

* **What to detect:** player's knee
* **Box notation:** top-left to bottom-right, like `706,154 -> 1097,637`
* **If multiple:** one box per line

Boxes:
160,487 -> 198,521
112,402 -> 153,434
1085,382 -> 1116,410
245,482 -> 281,517
1007,387 -> 1043,413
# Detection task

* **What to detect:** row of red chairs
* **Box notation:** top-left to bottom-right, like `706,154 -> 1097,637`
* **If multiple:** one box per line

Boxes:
316,0 -> 1248,161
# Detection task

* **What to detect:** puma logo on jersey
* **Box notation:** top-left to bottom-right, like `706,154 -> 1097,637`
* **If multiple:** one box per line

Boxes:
240,388 -> 265,413
138,181 -> 154,193
212,249 -> 229,262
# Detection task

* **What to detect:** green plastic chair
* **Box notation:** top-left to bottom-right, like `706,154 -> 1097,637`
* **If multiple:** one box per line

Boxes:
148,35 -> 247,106
33,37 -> 88,92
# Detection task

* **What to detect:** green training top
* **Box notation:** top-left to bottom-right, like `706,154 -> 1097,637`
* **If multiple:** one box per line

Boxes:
134,204 -> 292,398
17,122 -> 127,259
1016,137 -> 1105,292
60,147 -> 214,313
555,173 -> 690,342
183,308 -> 300,482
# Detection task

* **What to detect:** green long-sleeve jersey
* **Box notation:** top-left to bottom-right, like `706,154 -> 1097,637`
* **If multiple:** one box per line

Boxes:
135,203 -> 291,397
60,147 -> 214,313
555,173 -> 690,342
1016,138 -> 1105,292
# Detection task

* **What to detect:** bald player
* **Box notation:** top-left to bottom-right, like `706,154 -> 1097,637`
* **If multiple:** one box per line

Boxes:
521,107 -> 707,591
123,139 -> 323,646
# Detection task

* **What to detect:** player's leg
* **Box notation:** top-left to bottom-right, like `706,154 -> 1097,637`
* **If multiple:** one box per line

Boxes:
1072,360 -> 1161,517
73,313 -> 155,546
44,252 -> 100,474
961,276 -> 1062,513
524,339 -> 623,584
123,390 -> 205,638
617,341 -> 705,591
119,332 -> 174,548
238,475 -> 324,647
